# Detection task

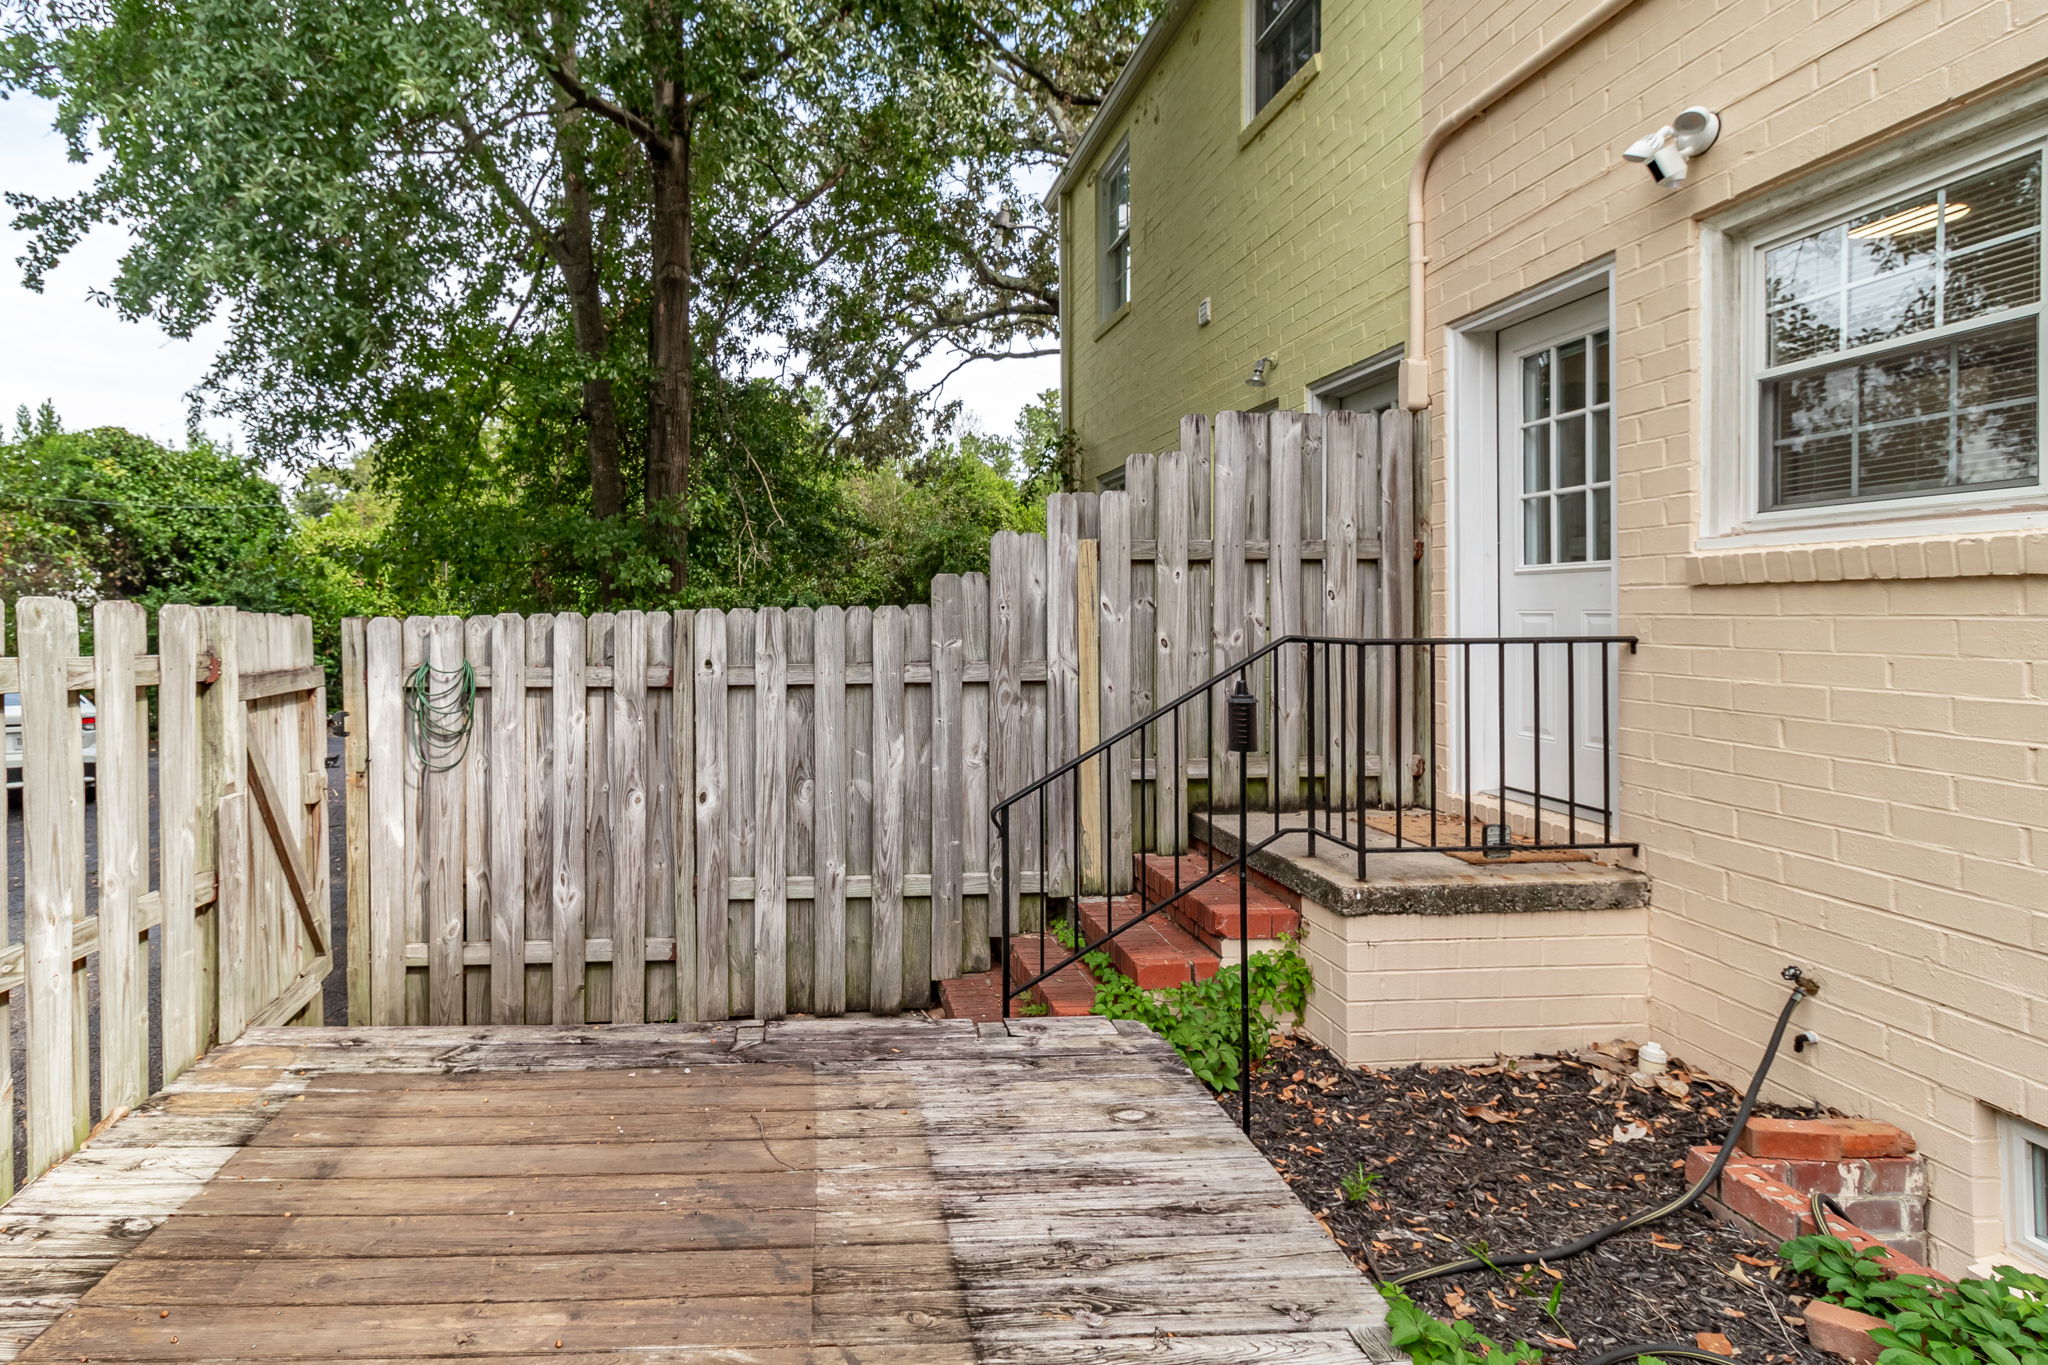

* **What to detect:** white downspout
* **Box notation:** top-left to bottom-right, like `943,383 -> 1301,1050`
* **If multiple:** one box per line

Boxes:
1400,0 -> 1644,411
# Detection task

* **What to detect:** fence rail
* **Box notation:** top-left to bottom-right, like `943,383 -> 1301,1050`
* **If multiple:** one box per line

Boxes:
2,599 -> 329,1196
344,407 -> 1418,1025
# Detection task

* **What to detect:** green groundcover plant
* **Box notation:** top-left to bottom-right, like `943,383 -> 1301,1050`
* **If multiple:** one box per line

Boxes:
1781,1232 -> 2048,1365
1046,919 -> 1311,1091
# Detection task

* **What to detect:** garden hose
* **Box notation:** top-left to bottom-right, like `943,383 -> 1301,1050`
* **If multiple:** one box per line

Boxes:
404,660 -> 477,772
1386,965 -> 1819,1289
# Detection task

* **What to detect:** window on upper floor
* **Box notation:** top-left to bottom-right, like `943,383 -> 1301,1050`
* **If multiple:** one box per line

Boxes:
1253,0 -> 1319,113
2008,1113 -> 2048,1271
1098,143 -> 1131,321
1753,147 -> 2043,518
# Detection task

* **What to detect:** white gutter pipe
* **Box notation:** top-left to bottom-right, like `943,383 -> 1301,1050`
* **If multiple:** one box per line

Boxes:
1400,0 -> 1644,410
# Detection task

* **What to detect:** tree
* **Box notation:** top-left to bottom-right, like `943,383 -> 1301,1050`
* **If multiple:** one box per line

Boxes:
4,0 -> 989,594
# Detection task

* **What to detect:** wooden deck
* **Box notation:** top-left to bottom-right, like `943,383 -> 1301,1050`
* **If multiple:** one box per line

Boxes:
0,1016 -> 1389,1363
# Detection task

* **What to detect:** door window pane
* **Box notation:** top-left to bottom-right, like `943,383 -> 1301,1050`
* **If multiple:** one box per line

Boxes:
1559,339 -> 1588,413
1557,414 -> 1587,487
1523,426 -> 1551,492
1558,491 -> 1589,563
1523,498 -> 1551,565
1523,352 -> 1551,420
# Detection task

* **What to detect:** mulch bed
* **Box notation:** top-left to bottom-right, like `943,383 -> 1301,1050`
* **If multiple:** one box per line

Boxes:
1225,1033 -> 1837,1365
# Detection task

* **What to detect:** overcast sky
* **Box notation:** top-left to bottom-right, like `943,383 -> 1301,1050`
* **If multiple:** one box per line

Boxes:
1,94 -> 1058,452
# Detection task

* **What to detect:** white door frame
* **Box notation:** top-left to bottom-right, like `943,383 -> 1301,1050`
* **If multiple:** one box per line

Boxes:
1443,260 -> 1616,809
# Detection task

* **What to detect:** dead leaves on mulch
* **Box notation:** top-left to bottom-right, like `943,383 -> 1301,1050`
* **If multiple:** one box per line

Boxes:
1230,1035 -> 1831,1365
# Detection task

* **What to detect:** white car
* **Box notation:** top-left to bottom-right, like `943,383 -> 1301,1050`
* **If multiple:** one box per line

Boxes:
3,692 -> 97,793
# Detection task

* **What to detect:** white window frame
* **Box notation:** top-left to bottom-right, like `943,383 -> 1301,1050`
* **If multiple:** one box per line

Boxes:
1249,0 -> 1319,116
1703,116 -> 2048,547
2005,1113 -> 2048,1272
1097,141 -> 1131,324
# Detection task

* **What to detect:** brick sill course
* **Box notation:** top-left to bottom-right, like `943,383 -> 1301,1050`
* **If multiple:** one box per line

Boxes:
1688,527 -> 2048,586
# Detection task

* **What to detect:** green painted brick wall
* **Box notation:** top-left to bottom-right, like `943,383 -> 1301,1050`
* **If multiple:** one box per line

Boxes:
1058,0 -> 1423,485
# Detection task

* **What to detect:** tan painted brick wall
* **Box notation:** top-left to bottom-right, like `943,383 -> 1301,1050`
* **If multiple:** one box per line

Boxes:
1419,0 -> 2048,1273
1057,0 -> 1421,483
1300,903 -> 1650,1067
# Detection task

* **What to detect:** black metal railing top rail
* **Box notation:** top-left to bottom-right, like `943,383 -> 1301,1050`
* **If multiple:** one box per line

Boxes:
988,633 -> 1637,1124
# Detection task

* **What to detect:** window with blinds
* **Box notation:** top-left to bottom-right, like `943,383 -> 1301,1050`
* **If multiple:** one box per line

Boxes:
1758,152 -> 2043,511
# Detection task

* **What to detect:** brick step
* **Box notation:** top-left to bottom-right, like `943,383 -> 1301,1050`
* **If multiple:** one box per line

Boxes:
1139,855 -> 1300,942
935,969 -> 1003,1023
1005,935 -> 1098,1016
1076,897 -> 1222,990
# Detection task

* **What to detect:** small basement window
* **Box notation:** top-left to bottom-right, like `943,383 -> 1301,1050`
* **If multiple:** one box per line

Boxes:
2007,1113 -> 2048,1269
1253,0 -> 1319,113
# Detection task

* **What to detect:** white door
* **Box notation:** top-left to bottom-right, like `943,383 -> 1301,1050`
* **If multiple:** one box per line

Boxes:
1495,296 -> 1616,816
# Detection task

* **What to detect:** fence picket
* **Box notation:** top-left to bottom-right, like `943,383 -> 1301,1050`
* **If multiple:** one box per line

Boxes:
426,617 -> 466,1025
611,611 -> 649,1024
19,599 -> 84,1179
691,610 -> 729,1020
1096,492 -> 1133,895
1153,452 -> 1191,853
960,573 -> 991,970
648,610 -> 681,1023
870,606 -> 907,1014
752,607 -> 788,1020
488,613 -> 526,1022
812,606 -> 848,1013
930,577 -> 965,977
550,612 -> 588,1024
1270,413 -> 1309,811
522,616 -> 556,1022
93,600 -> 150,1113
784,608 -> 816,1014
463,615 -> 492,1025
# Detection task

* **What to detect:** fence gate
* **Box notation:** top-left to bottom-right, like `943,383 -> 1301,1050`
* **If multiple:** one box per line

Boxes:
1,599 -> 329,1197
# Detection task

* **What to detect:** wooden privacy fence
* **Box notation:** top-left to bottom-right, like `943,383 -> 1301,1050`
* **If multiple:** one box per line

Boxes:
1,599 -> 330,1195
342,407 -> 1417,1026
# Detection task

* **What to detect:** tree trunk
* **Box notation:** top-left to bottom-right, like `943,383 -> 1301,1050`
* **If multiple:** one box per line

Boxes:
560,130 -> 625,525
646,113 -> 693,594
545,33 -> 626,538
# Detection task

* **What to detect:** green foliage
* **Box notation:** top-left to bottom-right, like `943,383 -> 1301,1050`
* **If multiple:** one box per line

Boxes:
1340,1162 -> 1383,1204
1380,1285 -> 1546,1365
1782,1233 -> 2048,1365
1048,917 -> 1312,1092
1781,1234 -> 1933,1318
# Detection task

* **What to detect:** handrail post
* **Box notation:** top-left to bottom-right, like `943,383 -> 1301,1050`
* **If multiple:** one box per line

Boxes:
1225,677 -> 1257,1137
997,811 -> 1012,1019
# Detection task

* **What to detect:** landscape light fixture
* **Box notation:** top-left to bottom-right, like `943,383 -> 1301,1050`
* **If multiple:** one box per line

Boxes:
1246,357 -> 1271,386
1622,106 -> 1720,189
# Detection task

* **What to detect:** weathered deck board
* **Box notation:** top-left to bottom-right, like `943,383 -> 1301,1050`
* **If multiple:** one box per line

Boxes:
3,1019 -> 1382,1362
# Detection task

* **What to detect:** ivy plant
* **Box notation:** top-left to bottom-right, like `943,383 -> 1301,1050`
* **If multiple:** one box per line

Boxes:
1782,1233 -> 2048,1365
1380,1285 -> 1548,1365
1046,919 -> 1312,1091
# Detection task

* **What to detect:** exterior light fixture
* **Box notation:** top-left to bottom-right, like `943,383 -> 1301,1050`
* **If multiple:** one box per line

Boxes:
1246,357 -> 1271,386
1622,106 -> 1720,189
1226,679 -> 1257,753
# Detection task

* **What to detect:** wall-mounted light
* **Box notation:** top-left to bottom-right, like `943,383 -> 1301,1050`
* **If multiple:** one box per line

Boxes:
1246,357 -> 1271,387
1622,107 -> 1720,190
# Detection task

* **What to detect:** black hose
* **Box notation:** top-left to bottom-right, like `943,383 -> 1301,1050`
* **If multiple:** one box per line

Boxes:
1386,965 -> 1818,1288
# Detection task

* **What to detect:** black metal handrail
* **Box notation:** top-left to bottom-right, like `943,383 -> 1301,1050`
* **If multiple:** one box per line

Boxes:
988,633 -> 1638,1129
